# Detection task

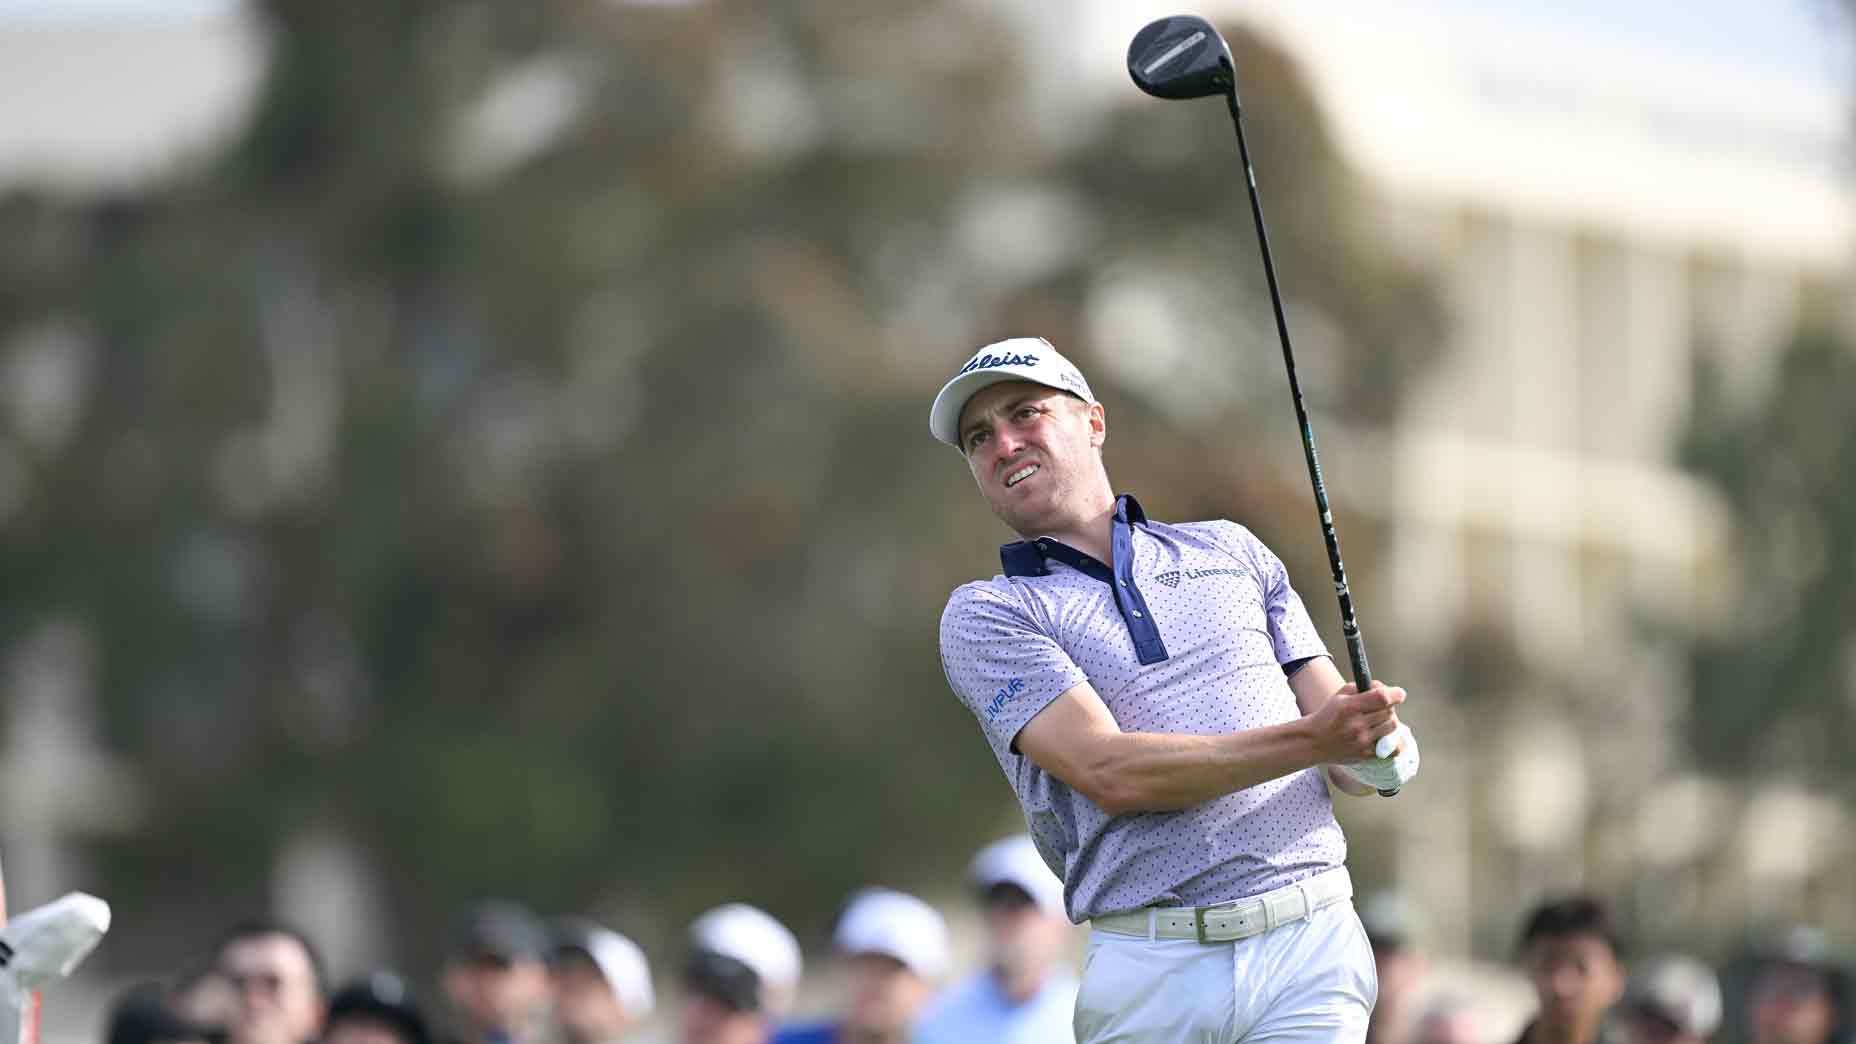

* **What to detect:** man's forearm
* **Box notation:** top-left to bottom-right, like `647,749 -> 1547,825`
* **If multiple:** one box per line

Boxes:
1078,720 -> 1323,814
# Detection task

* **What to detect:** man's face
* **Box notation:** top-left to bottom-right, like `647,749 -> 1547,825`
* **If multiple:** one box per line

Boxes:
442,954 -> 552,1034
218,934 -> 325,1044
677,993 -> 765,1044
982,887 -> 1066,981
552,955 -> 634,1042
1524,933 -> 1624,1035
958,383 -> 1105,537
322,1017 -> 411,1044
841,953 -> 930,1037
1750,964 -> 1836,1044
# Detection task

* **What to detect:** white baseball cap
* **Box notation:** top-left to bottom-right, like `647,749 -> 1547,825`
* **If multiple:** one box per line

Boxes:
928,337 -> 1097,447
833,889 -> 950,981
688,903 -> 803,1014
968,835 -> 1067,919
1627,955 -> 1723,1039
575,925 -> 655,1019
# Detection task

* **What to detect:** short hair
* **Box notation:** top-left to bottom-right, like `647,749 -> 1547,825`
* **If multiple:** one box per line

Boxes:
1517,896 -> 1622,958
213,918 -> 329,997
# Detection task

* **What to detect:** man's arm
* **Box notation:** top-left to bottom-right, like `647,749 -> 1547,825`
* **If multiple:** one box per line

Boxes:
1015,675 -> 1404,815
1288,657 -> 1405,796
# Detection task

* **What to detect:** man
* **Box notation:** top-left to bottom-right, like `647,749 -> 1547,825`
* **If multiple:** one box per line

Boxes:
774,889 -> 947,1044
931,337 -> 1419,1043
914,835 -> 1077,1044
1746,927 -> 1848,1044
214,920 -> 328,1044
439,900 -> 553,1044
551,918 -> 655,1043
680,903 -> 803,1044
1361,893 -> 1428,1044
104,983 -> 219,1044
1618,955 -> 1720,1044
1509,896 -> 1625,1044
323,973 -> 433,1044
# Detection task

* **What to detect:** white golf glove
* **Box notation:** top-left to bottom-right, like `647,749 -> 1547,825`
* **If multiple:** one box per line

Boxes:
1337,723 -> 1420,793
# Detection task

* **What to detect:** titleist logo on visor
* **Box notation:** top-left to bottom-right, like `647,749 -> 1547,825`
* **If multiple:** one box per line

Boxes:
959,350 -> 1039,375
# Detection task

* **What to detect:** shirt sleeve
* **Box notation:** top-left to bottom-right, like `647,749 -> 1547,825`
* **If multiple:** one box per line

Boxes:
939,581 -> 1089,757
1221,524 -> 1329,667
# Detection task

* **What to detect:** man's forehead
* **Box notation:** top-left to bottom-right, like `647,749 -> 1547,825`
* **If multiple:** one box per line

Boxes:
223,934 -> 313,968
958,381 -> 1065,431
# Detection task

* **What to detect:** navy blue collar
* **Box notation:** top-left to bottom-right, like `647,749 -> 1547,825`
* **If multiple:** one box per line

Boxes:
999,494 -> 1147,579
998,494 -> 1168,665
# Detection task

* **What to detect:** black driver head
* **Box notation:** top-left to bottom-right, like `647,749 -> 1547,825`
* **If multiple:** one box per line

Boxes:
1127,15 -> 1236,102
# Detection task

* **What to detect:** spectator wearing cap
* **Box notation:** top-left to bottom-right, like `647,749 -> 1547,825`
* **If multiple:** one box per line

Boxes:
914,836 -> 1077,1044
213,919 -> 328,1044
440,900 -> 553,1044
1747,927 -> 1849,1044
773,889 -> 949,1044
104,982 -> 219,1044
550,918 -> 655,1043
1620,955 -> 1721,1044
1360,892 -> 1427,1044
680,903 -> 803,1044
324,973 -> 432,1044
1510,896 -> 1626,1044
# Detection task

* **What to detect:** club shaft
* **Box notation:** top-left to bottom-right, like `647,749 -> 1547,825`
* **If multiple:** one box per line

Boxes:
1222,92 -> 1374,696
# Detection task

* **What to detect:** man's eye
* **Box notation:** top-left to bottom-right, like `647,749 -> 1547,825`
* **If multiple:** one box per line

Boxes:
966,432 -> 987,451
1016,406 -> 1040,420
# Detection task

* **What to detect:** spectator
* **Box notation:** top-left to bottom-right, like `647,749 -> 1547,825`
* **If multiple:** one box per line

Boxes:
169,964 -> 237,1035
1510,896 -> 1625,1044
1361,892 -> 1428,1044
1747,927 -> 1849,1044
1618,955 -> 1721,1044
440,900 -> 554,1044
551,918 -> 655,1043
914,836 -> 1077,1044
104,982 -> 219,1044
774,889 -> 948,1044
1411,996 -> 1481,1044
680,903 -> 802,1044
323,973 -> 432,1044
213,920 -> 327,1044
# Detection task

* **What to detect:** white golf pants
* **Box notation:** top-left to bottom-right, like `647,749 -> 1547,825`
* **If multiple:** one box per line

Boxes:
1073,900 -> 1377,1043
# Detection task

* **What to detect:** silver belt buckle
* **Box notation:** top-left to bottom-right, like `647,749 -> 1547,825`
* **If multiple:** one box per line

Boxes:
1194,904 -> 1212,944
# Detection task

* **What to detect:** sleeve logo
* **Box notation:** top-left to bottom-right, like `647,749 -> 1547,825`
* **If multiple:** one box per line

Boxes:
985,677 -> 1027,719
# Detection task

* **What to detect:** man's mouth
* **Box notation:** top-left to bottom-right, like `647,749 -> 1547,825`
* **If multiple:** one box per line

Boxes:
1004,463 -> 1040,488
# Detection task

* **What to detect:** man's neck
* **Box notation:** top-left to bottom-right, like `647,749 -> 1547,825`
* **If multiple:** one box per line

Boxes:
1527,1017 -> 1600,1044
993,965 -> 1048,1005
1026,493 -> 1118,566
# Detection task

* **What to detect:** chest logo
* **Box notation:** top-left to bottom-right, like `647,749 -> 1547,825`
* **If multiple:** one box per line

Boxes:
1154,567 -> 1245,589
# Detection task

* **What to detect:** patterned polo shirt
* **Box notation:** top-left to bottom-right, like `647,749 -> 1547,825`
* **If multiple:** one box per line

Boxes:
939,494 -> 1345,922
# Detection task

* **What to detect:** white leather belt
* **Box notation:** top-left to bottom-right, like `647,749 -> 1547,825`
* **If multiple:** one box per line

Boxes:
1091,866 -> 1352,944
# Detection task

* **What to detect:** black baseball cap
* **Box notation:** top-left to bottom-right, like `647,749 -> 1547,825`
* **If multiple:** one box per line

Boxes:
447,900 -> 549,964
327,972 -> 431,1044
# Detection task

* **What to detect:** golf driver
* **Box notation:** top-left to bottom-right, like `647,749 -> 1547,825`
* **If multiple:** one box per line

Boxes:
1127,15 -> 1401,794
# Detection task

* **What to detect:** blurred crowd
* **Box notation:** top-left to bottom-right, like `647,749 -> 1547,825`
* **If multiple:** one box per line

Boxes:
99,834 -> 1849,1044
1363,894 -> 1850,1044
101,836 -> 1075,1044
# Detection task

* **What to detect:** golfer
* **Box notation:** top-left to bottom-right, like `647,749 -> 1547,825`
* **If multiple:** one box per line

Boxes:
932,337 -> 1420,1043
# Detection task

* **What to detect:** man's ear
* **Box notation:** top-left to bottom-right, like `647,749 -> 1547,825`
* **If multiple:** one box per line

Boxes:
1088,401 -> 1107,448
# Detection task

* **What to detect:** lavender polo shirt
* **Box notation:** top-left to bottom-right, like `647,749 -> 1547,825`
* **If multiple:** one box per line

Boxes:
939,494 -> 1345,922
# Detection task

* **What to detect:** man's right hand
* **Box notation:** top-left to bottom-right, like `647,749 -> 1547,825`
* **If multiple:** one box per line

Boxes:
1304,681 -> 1405,764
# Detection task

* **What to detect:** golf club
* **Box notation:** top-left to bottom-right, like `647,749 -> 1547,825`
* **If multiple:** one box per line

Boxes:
1127,15 -> 1399,795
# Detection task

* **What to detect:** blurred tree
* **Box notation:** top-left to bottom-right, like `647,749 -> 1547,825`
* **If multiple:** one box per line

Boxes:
0,0 -> 1439,977
1680,323 -> 1856,776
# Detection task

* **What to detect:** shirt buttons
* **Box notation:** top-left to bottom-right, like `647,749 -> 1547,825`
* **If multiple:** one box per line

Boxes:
1132,610 -> 1144,619
1118,580 -> 1128,587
